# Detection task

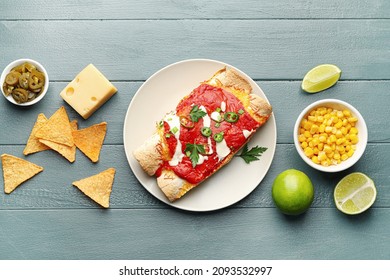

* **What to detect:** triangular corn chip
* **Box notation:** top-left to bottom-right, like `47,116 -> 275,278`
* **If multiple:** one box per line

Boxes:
72,122 -> 107,163
72,168 -> 116,208
1,154 -> 44,194
23,113 -> 50,155
35,106 -> 74,147
39,120 -> 78,163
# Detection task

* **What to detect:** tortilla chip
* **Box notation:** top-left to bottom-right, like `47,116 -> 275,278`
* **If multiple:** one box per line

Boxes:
1,154 -> 44,194
35,106 -> 74,147
39,120 -> 78,163
72,122 -> 107,163
72,168 -> 116,208
23,113 -> 51,155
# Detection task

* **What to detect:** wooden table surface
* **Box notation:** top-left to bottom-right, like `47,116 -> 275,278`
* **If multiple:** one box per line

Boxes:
1,1 -> 389,260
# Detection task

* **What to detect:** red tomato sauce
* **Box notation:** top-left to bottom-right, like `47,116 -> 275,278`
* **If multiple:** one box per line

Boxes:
157,84 -> 260,184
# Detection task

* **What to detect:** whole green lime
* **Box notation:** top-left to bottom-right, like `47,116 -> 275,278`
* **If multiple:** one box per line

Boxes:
272,169 -> 314,215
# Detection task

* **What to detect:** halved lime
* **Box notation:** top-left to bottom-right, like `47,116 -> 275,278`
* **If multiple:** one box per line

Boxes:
302,64 -> 341,93
334,172 -> 376,215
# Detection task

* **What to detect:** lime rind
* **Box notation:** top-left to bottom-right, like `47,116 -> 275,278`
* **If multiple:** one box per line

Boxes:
334,172 -> 376,215
302,64 -> 342,93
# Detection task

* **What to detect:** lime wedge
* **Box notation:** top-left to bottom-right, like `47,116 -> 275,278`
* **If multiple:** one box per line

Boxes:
302,64 -> 341,93
334,172 -> 376,215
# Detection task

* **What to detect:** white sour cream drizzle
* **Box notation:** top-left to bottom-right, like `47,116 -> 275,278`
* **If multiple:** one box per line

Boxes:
216,139 -> 231,161
242,129 -> 253,139
220,101 -> 226,112
200,106 -> 214,155
164,111 -> 184,166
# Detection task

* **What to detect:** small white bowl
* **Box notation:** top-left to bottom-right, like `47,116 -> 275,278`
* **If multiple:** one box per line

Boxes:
294,99 -> 368,172
1,58 -> 49,106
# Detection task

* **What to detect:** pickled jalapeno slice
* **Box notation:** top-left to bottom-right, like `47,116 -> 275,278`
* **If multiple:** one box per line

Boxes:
28,70 -> 45,90
11,88 -> 29,103
19,72 -> 30,89
5,71 -> 21,86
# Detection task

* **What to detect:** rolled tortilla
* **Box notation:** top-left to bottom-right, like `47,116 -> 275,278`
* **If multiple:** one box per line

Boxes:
133,67 -> 272,201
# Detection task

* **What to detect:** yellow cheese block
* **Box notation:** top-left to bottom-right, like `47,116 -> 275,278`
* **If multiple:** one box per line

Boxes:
60,64 -> 117,119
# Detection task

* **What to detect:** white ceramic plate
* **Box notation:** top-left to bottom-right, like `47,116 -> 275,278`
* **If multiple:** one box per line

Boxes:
123,59 -> 276,211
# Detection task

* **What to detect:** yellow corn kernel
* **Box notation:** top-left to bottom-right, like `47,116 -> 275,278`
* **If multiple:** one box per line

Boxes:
336,111 -> 344,118
319,135 -> 327,143
313,147 -> 319,155
340,127 -> 348,135
334,121 -> 343,129
333,153 -> 341,160
345,145 -> 351,152
325,126 -> 332,133
304,147 -> 314,158
299,128 -> 305,134
298,134 -> 306,142
324,144 -> 332,154
310,124 -> 319,134
318,151 -> 327,162
336,138 -> 345,145
335,130 -> 343,139
318,143 -> 324,151
303,121 -> 312,130
311,156 -> 319,164
347,149 -> 355,157
341,154 -> 349,161
312,138 -> 319,147
350,134 -> 359,144
337,145 -> 345,154
317,116 -> 324,123
343,110 -> 351,117
319,124 -> 325,133
348,117 -> 358,123
321,160 -> 330,167
304,131 -> 311,138
329,134 -> 337,143
308,115 -> 317,122
350,127 -> 358,135
301,142 -> 308,149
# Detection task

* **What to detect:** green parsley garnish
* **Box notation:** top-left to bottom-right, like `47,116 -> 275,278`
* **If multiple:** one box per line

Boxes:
171,126 -> 178,134
236,144 -> 268,164
238,109 -> 245,115
189,105 -> 207,122
184,142 -> 205,167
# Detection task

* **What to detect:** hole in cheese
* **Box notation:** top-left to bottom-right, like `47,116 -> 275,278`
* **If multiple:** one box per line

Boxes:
66,87 -> 74,96
91,96 -> 97,101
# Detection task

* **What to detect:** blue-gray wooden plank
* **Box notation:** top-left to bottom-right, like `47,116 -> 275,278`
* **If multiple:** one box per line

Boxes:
0,208 -> 388,260
0,144 -> 388,209
1,20 -> 390,80
0,0 -> 389,19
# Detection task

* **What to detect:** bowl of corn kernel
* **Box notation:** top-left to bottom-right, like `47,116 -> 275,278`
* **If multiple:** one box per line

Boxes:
294,99 -> 367,172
